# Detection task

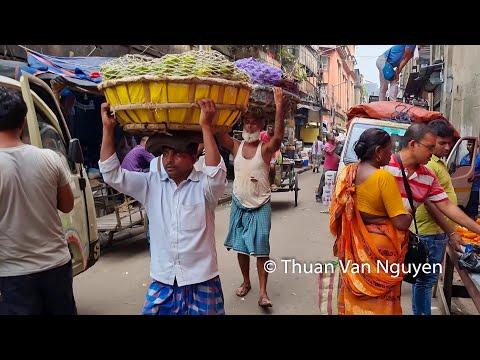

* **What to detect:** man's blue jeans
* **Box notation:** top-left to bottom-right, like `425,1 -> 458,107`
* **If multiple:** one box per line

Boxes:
412,233 -> 448,315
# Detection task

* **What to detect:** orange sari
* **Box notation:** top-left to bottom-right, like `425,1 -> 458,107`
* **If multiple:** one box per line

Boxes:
330,164 -> 409,315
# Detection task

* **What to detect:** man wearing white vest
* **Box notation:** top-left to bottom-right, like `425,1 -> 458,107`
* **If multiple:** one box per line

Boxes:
218,87 -> 286,308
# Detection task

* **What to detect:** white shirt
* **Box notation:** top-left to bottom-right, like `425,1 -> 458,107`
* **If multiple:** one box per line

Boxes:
149,155 -> 167,174
0,145 -> 71,276
313,140 -> 323,156
99,153 -> 227,286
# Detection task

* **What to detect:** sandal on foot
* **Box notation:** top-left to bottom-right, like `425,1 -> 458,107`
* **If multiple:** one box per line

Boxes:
258,296 -> 272,307
235,284 -> 252,297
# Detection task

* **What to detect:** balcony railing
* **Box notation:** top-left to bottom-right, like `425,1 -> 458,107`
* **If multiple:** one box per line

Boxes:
299,79 -> 315,95
257,50 -> 282,69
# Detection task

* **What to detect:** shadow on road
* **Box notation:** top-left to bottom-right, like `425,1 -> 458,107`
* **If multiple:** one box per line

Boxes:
271,200 -> 295,211
101,235 -> 149,259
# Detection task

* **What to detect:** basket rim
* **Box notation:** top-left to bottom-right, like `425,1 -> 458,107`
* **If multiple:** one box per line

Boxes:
98,75 -> 252,91
122,123 -> 233,134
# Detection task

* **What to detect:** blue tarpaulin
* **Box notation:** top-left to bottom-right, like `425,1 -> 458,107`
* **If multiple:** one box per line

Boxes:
25,50 -> 114,83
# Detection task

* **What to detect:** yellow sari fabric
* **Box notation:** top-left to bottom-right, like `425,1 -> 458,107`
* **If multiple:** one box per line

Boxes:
330,164 -> 409,315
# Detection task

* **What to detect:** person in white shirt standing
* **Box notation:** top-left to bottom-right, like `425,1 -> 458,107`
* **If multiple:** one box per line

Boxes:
312,135 -> 324,173
99,98 -> 227,315
0,86 -> 75,315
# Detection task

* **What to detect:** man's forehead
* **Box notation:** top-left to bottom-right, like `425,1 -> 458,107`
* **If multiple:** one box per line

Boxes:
423,133 -> 437,142
162,146 -> 189,154
437,136 -> 453,143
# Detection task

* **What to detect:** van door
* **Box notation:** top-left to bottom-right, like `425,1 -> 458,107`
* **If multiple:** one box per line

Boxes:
447,136 -> 478,209
19,72 -> 100,276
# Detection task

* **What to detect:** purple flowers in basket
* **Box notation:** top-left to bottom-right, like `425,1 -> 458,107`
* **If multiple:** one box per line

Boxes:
234,57 -> 300,96
234,58 -> 283,86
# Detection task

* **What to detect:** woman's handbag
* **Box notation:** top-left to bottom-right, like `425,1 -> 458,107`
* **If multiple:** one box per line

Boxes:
403,232 -> 429,284
395,154 -> 429,284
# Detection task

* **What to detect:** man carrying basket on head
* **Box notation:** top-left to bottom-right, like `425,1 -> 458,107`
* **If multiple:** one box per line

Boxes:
99,98 -> 228,315
217,86 -> 286,308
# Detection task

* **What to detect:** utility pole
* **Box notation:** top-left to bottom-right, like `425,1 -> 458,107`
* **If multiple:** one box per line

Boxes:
329,81 -> 348,133
329,89 -> 335,133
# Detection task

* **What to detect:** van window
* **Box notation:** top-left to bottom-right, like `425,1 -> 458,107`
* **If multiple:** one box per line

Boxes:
447,138 -> 473,175
35,106 -> 75,172
343,123 -> 407,164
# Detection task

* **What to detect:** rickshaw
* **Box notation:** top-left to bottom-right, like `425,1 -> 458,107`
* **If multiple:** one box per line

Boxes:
272,156 -> 300,207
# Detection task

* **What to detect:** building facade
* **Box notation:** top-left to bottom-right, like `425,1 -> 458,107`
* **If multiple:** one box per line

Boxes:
316,45 -> 357,133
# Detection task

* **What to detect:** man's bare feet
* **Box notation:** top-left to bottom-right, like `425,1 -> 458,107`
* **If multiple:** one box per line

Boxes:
258,295 -> 272,307
235,283 -> 252,297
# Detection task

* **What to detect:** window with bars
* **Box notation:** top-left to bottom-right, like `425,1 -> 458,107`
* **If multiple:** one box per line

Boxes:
321,56 -> 329,70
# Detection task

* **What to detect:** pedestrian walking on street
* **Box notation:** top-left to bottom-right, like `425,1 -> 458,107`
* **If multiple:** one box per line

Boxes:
218,86 -> 286,308
316,132 -> 339,202
0,86 -> 76,315
330,128 -> 412,315
99,98 -> 227,315
312,135 -> 323,173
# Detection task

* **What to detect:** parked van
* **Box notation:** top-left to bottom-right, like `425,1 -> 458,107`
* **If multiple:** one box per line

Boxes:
339,116 -> 479,209
0,72 -> 100,276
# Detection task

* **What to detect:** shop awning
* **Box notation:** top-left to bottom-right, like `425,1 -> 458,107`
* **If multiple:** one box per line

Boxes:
297,98 -> 323,111
297,102 -> 322,112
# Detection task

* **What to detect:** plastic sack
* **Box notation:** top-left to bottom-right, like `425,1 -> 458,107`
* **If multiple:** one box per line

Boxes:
346,101 -> 459,138
318,260 -> 341,315
458,245 -> 480,272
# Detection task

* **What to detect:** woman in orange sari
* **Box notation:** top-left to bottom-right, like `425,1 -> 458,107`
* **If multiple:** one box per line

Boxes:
330,128 -> 412,315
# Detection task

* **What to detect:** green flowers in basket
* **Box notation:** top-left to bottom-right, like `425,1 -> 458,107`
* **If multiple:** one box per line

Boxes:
100,50 -> 251,82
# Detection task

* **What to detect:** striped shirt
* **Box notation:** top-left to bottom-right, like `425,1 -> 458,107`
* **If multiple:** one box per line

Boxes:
384,154 -> 448,211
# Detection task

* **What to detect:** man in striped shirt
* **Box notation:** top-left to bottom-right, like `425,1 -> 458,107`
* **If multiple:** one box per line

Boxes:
385,123 -> 480,244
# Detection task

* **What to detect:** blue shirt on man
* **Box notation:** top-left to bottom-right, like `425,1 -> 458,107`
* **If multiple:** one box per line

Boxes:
384,45 -> 416,67
460,152 -> 480,191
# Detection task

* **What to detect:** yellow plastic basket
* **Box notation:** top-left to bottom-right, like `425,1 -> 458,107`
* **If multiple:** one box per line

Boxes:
98,75 -> 252,134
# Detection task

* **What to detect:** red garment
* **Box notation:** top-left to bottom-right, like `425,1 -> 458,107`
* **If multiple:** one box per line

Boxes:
323,142 -> 339,170
259,130 -> 279,161
260,130 -> 271,143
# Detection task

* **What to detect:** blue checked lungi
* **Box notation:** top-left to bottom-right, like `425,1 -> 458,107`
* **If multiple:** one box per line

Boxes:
224,195 -> 272,257
142,276 -> 225,315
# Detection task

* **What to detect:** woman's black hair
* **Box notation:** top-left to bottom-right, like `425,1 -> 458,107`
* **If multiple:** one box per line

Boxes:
354,128 -> 391,161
